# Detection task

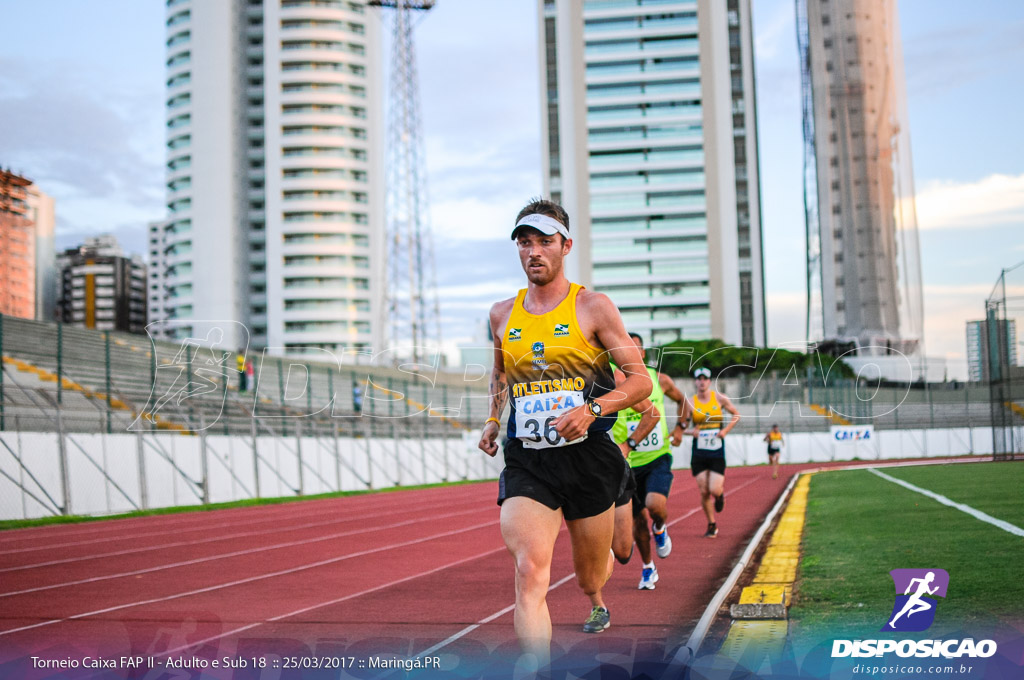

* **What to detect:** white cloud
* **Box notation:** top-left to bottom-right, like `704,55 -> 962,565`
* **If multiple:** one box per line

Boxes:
437,279 -> 522,300
914,173 -> 1024,231
429,195 -> 529,242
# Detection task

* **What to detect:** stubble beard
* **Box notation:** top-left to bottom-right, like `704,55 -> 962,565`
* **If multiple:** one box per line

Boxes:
524,259 -> 563,287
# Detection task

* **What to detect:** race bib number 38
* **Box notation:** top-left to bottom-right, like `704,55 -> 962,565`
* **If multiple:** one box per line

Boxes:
696,429 -> 723,451
515,390 -> 586,449
627,421 -> 662,453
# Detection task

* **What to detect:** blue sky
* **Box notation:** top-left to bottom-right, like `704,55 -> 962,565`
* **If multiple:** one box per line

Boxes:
1,0 -> 1022,379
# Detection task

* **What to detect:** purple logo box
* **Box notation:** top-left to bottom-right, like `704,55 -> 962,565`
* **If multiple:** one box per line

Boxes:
882,569 -> 950,632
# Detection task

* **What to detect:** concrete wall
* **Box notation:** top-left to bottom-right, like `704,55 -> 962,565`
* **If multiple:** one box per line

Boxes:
0,431 -> 500,521
0,427 -> 993,521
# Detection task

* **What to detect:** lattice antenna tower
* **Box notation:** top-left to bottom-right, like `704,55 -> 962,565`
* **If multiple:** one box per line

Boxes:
370,0 -> 441,362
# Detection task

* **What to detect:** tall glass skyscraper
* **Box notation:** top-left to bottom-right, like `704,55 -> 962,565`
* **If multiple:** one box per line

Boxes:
159,0 -> 385,354
539,0 -> 766,347
798,0 -> 923,357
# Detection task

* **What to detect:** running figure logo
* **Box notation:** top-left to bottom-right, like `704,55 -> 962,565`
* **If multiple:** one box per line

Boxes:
883,568 -> 949,632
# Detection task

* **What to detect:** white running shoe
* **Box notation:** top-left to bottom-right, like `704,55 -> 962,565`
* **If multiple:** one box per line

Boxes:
653,524 -> 672,558
638,565 -> 659,590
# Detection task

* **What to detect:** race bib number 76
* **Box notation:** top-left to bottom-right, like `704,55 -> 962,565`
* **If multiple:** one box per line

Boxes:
696,429 -> 723,451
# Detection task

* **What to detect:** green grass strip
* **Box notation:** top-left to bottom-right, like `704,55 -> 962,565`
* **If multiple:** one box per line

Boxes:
0,478 -> 491,531
792,465 -> 1024,639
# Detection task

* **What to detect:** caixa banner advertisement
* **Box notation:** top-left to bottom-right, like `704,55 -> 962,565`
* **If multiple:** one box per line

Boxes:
831,425 -> 879,458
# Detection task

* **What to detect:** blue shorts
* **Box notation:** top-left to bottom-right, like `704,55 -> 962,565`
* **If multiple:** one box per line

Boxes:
630,454 -> 674,516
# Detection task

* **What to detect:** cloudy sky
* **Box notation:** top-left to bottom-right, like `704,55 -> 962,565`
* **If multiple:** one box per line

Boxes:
1,0 -> 1022,379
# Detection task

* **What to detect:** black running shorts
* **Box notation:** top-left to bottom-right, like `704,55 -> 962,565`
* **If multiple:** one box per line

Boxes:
691,437 -> 727,477
615,461 -> 637,508
498,432 -> 629,521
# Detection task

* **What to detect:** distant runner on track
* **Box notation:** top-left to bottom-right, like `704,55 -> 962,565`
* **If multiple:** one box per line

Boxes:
682,367 -> 740,538
478,199 -> 652,669
763,424 -> 784,479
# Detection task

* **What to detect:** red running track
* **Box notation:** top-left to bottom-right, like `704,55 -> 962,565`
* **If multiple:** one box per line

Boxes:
0,461 -> 822,677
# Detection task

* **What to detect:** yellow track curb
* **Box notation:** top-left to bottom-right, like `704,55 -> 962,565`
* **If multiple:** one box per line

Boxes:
718,473 -> 814,669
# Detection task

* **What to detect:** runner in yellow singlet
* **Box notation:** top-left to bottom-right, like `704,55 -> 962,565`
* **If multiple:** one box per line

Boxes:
763,424 -> 784,479
681,367 -> 740,537
478,199 -> 653,670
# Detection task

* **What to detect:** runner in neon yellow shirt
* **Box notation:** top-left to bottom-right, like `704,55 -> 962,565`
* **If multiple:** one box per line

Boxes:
610,332 -> 688,590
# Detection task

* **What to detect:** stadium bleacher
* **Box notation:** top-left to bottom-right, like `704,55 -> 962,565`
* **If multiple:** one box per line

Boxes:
0,315 -> 484,438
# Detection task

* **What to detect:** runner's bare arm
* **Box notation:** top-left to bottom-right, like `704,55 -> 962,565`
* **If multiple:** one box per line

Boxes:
588,292 -> 652,414
478,299 -> 514,457
717,393 -> 741,437
659,372 -> 687,446
680,396 -> 701,438
553,291 -> 652,441
613,368 -> 659,455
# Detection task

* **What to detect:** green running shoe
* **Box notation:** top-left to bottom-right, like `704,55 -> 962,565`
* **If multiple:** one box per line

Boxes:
582,606 -> 610,633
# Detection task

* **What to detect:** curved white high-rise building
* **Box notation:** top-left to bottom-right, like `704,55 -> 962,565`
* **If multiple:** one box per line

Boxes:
799,0 -> 923,357
160,0 -> 384,355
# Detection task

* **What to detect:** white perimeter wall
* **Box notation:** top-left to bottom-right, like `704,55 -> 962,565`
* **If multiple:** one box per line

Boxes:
0,428 -> 995,520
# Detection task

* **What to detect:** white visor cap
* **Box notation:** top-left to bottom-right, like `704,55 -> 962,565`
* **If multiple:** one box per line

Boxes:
511,213 -> 569,241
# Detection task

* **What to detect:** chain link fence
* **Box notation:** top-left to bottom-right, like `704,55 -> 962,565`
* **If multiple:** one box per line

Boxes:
984,262 -> 1024,459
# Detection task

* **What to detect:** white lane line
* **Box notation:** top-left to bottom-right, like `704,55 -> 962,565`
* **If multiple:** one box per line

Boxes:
0,488 -> 490,554
0,519 -> 499,638
411,476 -> 760,659
416,574 -> 576,659
0,502 -> 351,544
0,497 -> 486,574
161,545 -> 509,657
0,482 -> 491,545
0,506 -> 484,598
868,468 -> 1024,538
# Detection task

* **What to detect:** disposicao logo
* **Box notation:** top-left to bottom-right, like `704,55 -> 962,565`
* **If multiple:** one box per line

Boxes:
831,568 -> 997,659
884,568 -> 948,632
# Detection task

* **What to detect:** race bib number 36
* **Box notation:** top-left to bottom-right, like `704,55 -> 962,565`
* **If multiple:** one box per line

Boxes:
515,390 -> 585,449
627,421 -> 662,453
697,429 -> 723,451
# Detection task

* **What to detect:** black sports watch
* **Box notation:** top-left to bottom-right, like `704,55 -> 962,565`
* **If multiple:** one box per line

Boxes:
626,437 -> 638,451
585,398 -> 603,417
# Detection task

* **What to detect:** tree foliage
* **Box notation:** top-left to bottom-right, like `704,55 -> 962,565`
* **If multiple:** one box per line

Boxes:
652,338 -> 855,381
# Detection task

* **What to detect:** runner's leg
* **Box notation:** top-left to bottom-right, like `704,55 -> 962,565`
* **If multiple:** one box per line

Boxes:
633,509 -> 653,564
707,470 -> 725,519
500,496 -> 562,664
695,470 -> 714,523
566,505 -> 616,611
612,501 -> 634,565
646,491 -> 669,529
